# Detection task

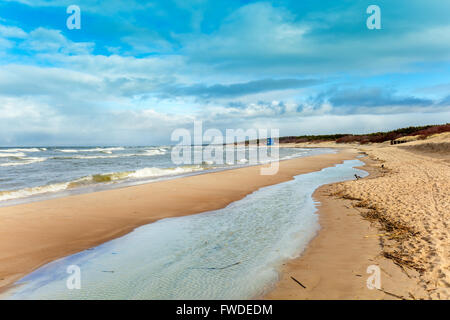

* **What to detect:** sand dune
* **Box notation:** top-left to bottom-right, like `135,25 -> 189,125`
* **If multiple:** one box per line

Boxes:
330,136 -> 449,299
400,142 -> 450,160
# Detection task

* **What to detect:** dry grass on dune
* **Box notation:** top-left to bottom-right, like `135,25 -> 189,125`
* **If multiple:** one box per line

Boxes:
413,124 -> 450,138
335,124 -> 450,145
278,124 -> 450,147
400,142 -> 450,155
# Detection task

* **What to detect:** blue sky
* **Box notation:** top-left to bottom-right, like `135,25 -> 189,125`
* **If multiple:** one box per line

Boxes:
0,0 -> 449,145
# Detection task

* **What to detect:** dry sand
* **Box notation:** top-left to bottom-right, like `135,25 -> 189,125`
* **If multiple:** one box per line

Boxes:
0,150 -> 357,293
339,139 -> 449,299
267,133 -> 449,299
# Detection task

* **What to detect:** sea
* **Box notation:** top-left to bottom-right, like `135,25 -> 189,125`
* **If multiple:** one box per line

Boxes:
0,146 -> 334,205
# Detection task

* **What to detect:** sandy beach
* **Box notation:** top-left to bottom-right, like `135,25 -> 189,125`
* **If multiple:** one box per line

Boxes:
267,133 -> 449,299
1,134 -> 448,300
0,149 -> 357,293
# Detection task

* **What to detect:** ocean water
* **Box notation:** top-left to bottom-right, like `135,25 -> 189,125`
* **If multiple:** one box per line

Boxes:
0,146 -> 334,205
4,159 -> 367,300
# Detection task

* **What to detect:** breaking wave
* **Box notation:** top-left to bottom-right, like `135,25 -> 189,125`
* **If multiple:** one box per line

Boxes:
0,182 -> 71,202
0,165 -> 203,202
0,153 -> 26,158
53,149 -> 166,160
57,147 -> 125,153
128,165 -> 202,179
57,149 -> 79,153
0,157 -> 47,167
0,148 -> 42,153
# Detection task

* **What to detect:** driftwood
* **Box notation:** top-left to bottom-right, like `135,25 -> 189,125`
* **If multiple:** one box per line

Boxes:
290,276 -> 306,289
377,288 -> 406,300
190,262 -> 241,270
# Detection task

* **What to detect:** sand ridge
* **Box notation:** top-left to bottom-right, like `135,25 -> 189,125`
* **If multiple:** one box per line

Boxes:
333,143 -> 449,299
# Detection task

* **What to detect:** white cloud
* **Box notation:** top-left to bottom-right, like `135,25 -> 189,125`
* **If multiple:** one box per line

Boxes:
0,96 -> 55,120
0,23 -> 27,38
0,1 -> 449,145
0,64 -> 102,99
182,2 -> 309,64
0,37 -> 14,51
20,27 -> 94,54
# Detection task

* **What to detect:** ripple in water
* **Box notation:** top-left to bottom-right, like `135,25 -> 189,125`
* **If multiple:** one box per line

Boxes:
5,160 -> 367,300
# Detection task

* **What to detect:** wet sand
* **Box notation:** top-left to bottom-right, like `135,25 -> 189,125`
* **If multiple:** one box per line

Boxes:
0,149 -> 357,292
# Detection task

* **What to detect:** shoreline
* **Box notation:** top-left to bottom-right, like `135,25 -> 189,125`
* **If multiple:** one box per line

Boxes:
263,158 -> 422,299
0,149 -> 357,293
1,147 -> 334,208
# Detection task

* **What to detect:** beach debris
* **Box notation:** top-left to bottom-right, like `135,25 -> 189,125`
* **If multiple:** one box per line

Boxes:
354,174 -> 362,180
397,264 -> 411,279
364,233 -> 388,238
383,252 -> 425,273
101,270 -> 115,273
377,288 -> 406,300
290,276 -> 306,289
189,261 -> 241,270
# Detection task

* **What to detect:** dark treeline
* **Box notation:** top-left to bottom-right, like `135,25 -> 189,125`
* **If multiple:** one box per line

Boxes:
278,123 -> 450,145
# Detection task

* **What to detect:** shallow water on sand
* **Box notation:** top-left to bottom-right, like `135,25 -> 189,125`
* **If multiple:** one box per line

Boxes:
5,160 -> 367,300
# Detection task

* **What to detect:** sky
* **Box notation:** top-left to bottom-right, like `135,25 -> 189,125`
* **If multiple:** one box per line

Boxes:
0,0 -> 449,146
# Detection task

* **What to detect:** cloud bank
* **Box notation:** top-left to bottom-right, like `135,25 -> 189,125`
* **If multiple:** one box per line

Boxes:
0,0 -> 449,145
